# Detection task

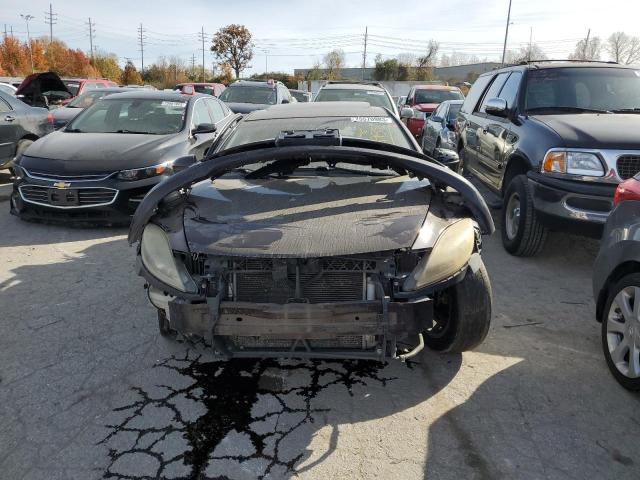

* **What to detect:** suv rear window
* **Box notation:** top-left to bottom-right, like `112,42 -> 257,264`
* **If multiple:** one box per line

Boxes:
315,88 -> 393,111
414,89 -> 463,104
218,86 -> 277,105
525,67 -> 640,112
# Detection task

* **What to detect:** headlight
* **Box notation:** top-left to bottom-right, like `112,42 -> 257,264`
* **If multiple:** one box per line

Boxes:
412,110 -> 426,120
541,150 -> 605,177
117,162 -> 172,181
141,223 -> 197,293
403,218 -> 475,291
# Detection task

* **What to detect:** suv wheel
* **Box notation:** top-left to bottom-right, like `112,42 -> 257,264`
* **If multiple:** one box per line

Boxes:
501,175 -> 547,256
424,255 -> 492,353
602,274 -> 640,390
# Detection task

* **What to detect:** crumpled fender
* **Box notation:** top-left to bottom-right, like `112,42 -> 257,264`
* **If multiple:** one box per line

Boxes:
128,145 -> 495,244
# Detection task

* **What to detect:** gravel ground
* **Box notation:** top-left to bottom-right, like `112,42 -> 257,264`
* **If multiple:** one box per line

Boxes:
1,177 -> 639,479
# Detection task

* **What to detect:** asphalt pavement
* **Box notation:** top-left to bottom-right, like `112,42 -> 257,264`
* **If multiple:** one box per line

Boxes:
1,183 -> 639,480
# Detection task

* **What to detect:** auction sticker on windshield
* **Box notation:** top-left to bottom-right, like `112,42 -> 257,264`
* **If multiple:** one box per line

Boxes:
351,117 -> 392,123
161,101 -> 186,107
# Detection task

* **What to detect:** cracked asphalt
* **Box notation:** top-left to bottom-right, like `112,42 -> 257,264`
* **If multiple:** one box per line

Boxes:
1,171 -> 640,479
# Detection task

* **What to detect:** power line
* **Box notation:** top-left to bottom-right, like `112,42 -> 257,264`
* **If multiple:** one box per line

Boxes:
86,17 -> 95,62
361,26 -> 368,80
44,3 -> 57,42
198,26 -> 206,81
137,23 -> 146,73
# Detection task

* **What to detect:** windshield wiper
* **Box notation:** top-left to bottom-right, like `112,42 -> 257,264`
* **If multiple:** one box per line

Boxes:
526,106 -> 612,114
114,129 -> 154,134
610,108 -> 640,114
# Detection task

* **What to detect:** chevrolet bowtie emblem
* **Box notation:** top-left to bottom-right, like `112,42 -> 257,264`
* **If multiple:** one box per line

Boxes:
53,182 -> 71,189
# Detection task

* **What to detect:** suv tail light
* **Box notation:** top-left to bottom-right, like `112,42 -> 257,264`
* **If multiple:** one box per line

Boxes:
614,177 -> 640,205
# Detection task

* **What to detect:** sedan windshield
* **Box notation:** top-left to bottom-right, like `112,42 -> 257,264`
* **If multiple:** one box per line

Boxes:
315,89 -> 394,111
221,116 -> 413,150
525,67 -> 640,112
415,89 -> 464,104
67,90 -> 110,108
218,86 -> 276,105
67,98 -> 187,134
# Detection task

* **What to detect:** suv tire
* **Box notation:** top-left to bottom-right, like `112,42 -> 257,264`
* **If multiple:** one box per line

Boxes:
501,174 -> 547,256
424,255 -> 492,353
601,273 -> 640,391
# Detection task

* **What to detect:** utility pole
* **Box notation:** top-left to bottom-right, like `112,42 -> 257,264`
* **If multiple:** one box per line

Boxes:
528,26 -> 533,61
501,0 -> 512,65
190,54 -> 196,77
362,26 -> 368,80
137,23 -> 145,74
20,14 -> 35,73
10,26 -> 13,38
583,28 -> 591,60
3,25 -> 7,39
44,4 -> 57,42
86,17 -> 96,64
199,26 -> 206,82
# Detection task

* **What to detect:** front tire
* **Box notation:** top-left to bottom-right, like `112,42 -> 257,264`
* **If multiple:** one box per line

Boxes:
14,139 -> 34,162
501,174 -> 547,256
424,255 -> 492,353
601,274 -> 640,391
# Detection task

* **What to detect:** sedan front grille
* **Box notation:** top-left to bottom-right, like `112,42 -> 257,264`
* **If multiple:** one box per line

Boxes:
232,258 -> 376,304
617,155 -> 640,180
24,168 -> 115,182
19,185 -> 117,208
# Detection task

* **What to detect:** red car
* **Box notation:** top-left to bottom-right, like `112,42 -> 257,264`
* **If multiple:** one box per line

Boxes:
61,78 -> 118,104
400,85 -> 464,138
174,83 -> 226,97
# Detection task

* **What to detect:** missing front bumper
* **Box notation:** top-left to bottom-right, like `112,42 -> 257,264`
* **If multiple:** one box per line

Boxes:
165,297 -> 432,360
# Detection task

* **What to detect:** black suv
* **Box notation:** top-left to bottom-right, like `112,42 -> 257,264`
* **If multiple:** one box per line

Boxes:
457,61 -> 640,256
217,80 -> 293,114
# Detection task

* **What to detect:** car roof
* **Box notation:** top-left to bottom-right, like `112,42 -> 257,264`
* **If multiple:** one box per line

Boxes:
176,82 -> 224,87
413,84 -> 460,91
482,61 -> 636,77
245,101 -> 390,120
100,90 -> 200,101
62,78 -> 113,82
229,80 -> 277,88
320,83 -> 386,91
441,99 -> 464,105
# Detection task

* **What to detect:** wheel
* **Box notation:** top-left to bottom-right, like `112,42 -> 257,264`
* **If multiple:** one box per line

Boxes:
14,139 -> 34,162
602,274 -> 640,390
425,255 -> 492,353
157,309 -> 175,337
501,174 -> 547,256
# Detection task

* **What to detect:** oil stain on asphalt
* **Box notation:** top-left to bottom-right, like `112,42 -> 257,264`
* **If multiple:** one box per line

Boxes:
99,355 -> 397,479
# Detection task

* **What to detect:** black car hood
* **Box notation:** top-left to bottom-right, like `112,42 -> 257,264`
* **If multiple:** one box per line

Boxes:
129,144 -> 495,245
532,113 -> 640,150
20,131 -> 182,174
225,102 -> 270,114
184,175 -> 431,257
15,72 -> 70,96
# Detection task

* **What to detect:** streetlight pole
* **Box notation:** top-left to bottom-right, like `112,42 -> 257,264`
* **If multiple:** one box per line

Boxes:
20,14 -> 35,73
501,0 -> 513,65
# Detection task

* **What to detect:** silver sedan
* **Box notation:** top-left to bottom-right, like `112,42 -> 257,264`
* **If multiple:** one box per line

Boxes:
420,99 -> 463,155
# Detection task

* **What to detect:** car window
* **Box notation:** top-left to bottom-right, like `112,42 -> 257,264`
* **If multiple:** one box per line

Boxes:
432,104 -> 445,119
84,83 -> 100,91
67,97 -> 187,134
0,97 -> 11,112
478,73 -> 510,113
192,99 -> 213,126
315,88 -> 394,111
447,103 -> 462,121
460,75 -> 493,114
206,98 -> 227,123
498,72 -> 523,109
218,86 -> 277,105
194,85 -> 215,95
63,81 -> 80,96
68,91 -> 108,108
414,89 -> 464,104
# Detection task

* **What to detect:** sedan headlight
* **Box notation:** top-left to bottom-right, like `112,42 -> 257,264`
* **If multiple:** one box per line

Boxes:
403,219 -> 475,291
117,162 -> 172,181
541,150 -> 605,177
141,223 -> 197,293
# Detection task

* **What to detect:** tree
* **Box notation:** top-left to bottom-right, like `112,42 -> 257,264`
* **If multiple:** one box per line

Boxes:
93,52 -> 122,82
213,63 -> 234,85
305,60 -> 323,80
606,32 -> 640,64
211,24 -> 253,79
569,37 -> 602,61
506,44 -> 548,64
121,61 -> 143,85
0,36 -> 30,76
323,49 -> 345,80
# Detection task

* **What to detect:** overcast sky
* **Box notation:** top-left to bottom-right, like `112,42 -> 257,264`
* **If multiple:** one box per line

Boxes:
1,0 -> 638,75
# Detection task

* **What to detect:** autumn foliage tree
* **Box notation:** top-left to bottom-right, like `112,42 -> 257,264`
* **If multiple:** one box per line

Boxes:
211,24 -> 253,79
121,61 -> 143,85
0,37 -> 30,76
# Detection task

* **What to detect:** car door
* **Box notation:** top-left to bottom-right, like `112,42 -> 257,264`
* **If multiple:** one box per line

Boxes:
472,72 -> 510,188
188,98 -> 218,160
475,72 -> 522,189
0,95 -> 19,164
423,103 -> 445,153
458,74 -> 493,175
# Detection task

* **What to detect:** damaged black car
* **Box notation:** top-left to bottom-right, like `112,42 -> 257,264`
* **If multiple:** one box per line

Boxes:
129,102 -> 495,360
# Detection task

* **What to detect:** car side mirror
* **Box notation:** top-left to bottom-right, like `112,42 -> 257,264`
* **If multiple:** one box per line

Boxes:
400,107 -> 413,119
191,123 -> 217,135
485,98 -> 508,117
281,98 -> 290,104
172,155 -> 197,173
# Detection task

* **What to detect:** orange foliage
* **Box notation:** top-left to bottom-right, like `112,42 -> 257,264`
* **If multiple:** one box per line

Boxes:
0,37 -> 30,76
